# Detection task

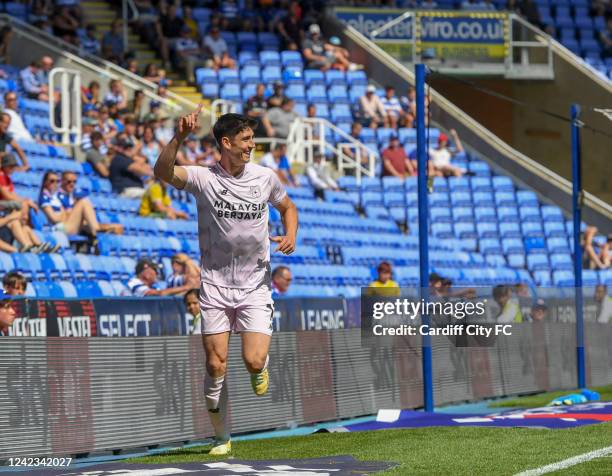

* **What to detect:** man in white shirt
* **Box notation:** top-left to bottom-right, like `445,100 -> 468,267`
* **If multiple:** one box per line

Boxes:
380,85 -> 404,129
306,152 -> 338,197
3,92 -> 33,142
428,129 -> 466,177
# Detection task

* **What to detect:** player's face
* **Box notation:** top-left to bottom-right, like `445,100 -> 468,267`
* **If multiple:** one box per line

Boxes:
185,293 -> 200,317
0,302 -> 16,329
229,128 -> 255,164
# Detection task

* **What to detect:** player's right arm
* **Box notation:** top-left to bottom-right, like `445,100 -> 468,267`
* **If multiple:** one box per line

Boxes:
154,104 -> 203,190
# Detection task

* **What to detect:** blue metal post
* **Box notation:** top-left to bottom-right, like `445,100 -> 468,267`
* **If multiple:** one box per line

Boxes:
415,64 -> 434,412
571,104 -> 586,389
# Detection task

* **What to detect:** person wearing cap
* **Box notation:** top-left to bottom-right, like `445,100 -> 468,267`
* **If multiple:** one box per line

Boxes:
359,85 -> 387,129
0,113 -> 29,171
0,289 -> 16,336
368,261 -> 400,296
381,86 -> 405,129
139,178 -> 188,220
306,152 -> 338,197
382,135 -> 416,178
153,107 -> 298,456
429,128 -> 466,177
266,82 -> 288,109
203,26 -> 236,70
530,299 -> 548,322
127,258 -> 192,297
3,92 -> 33,142
302,24 -> 333,71
262,97 -> 299,139
109,132 -> 154,199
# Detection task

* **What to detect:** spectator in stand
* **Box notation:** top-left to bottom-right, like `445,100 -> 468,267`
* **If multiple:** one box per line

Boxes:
245,83 -> 269,136
3,93 -> 33,142
127,258 -> 191,297
126,58 -> 140,76
529,299 -> 548,322
184,288 -> 201,334
582,226 -> 609,269
262,97 -> 299,139
0,290 -> 16,336
175,25 -> 211,82
85,131 -> 110,177
140,179 -> 187,219
109,133 -> 153,198
429,130 -> 466,177
359,85 -> 387,129
381,85 -> 405,129
104,79 -> 128,111
306,152 -> 339,197
368,261 -> 400,296
0,208 -> 43,253
277,0 -> 304,49
143,63 -> 170,85
182,6 -> 200,39
260,143 -> 298,187
140,124 -> 162,168
382,135 -> 416,178
168,253 -> 200,289
203,26 -> 236,70
400,86 -> 416,128
3,271 -> 26,296
39,171 -> 101,243
492,285 -> 523,322
595,284 -> 612,323
340,122 -> 371,175
600,17 -> 612,58
0,154 -> 39,228
20,61 -> 50,101
220,0 -> 241,30
52,5 -> 80,44
80,117 -> 99,152
182,135 -> 206,164
81,24 -> 101,56
200,135 -> 221,166
102,19 -> 125,62
0,114 -> 29,171
601,235 -> 611,268
97,105 -> 118,141
267,82 -> 288,108
57,171 -> 123,234
81,80 -> 101,109
271,265 -> 292,298
128,90 -> 145,121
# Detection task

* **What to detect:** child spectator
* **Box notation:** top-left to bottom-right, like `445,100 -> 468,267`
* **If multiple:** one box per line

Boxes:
139,179 -> 188,219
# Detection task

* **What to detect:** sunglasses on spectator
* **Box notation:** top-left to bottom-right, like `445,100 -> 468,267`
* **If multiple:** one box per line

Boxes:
64,180 -> 77,185
47,178 -> 59,183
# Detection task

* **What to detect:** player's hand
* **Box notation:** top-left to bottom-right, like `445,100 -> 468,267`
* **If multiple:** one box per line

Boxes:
177,104 -> 203,141
270,235 -> 296,255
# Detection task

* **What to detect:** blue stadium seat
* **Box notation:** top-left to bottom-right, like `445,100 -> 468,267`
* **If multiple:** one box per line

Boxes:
304,69 -> 325,87
195,68 -> 217,85
59,281 -> 78,298
262,66 -> 282,83
550,253 -> 573,271
325,70 -> 346,86
306,85 -> 327,102
450,191 -> 472,207
527,254 -> 550,271
454,222 -> 476,239
281,50 -> 303,67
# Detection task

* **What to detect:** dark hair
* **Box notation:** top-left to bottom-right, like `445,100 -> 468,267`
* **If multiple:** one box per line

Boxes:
39,171 -> 59,205
493,285 -> 510,301
272,266 -> 290,279
212,113 -> 257,147
3,271 -> 26,290
377,261 -> 392,273
183,288 -> 199,304
91,131 -> 104,142
61,171 -> 77,179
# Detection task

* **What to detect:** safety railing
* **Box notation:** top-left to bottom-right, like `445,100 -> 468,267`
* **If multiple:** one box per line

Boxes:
209,99 -> 238,126
507,14 -> 554,80
122,0 -> 140,52
49,68 -> 82,145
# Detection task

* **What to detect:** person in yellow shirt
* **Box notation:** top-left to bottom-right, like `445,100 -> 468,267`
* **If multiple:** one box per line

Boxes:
140,179 -> 188,219
368,261 -> 400,296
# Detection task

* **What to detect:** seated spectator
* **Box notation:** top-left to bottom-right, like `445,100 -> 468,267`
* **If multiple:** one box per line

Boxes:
302,24 -> 331,71
219,0 -> 241,30
39,171 -> 100,240
245,83 -> 268,136
359,85 -> 387,129
0,209 -> 43,253
140,179 -> 188,219
0,289 -> 16,336
2,271 -> 26,296
381,85 -> 405,129
492,285 -> 523,323
109,134 -> 153,198
102,19 -> 125,62
52,5 -> 80,44
595,284 -> 611,323
429,130 -> 466,177
260,143 -> 298,186
203,26 -> 236,70
143,63 -> 170,85
200,135 -> 221,166
127,258 -> 191,297
184,288 -> 201,334
368,261 -> 400,296
382,135 -> 416,178
20,61 -> 50,101
97,105 -> 118,142
3,93 -> 33,143
0,153 -> 38,222
582,226 -> 608,270
104,79 -> 128,110
266,82 -> 288,109
57,172 -> 122,234
277,0 -> 304,49
85,131 -> 109,177
601,235 -> 611,268
167,253 -> 199,289
262,98 -> 299,139
174,26 -> 211,82
182,6 -> 200,38
139,124 -> 163,168
326,36 -> 360,72
182,135 -> 206,164
80,117 -> 99,152
271,265 -> 292,298
128,90 -> 145,121
340,122 -> 371,175
306,152 -> 339,197
161,3 -> 185,42
400,86 -> 416,128
81,80 -> 101,109
81,24 -> 100,56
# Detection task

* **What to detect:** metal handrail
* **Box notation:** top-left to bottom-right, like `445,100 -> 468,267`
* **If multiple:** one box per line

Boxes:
49,68 -> 82,145
122,0 -> 140,53
370,11 -> 413,39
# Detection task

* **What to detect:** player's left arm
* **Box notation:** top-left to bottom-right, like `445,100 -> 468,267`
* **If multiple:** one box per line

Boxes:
271,195 -> 298,255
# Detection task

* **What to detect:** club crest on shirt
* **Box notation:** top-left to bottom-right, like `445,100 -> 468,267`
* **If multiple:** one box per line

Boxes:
249,186 -> 261,198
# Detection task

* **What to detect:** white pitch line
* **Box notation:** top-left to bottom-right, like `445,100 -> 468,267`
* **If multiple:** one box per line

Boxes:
514,446 -> 612,476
